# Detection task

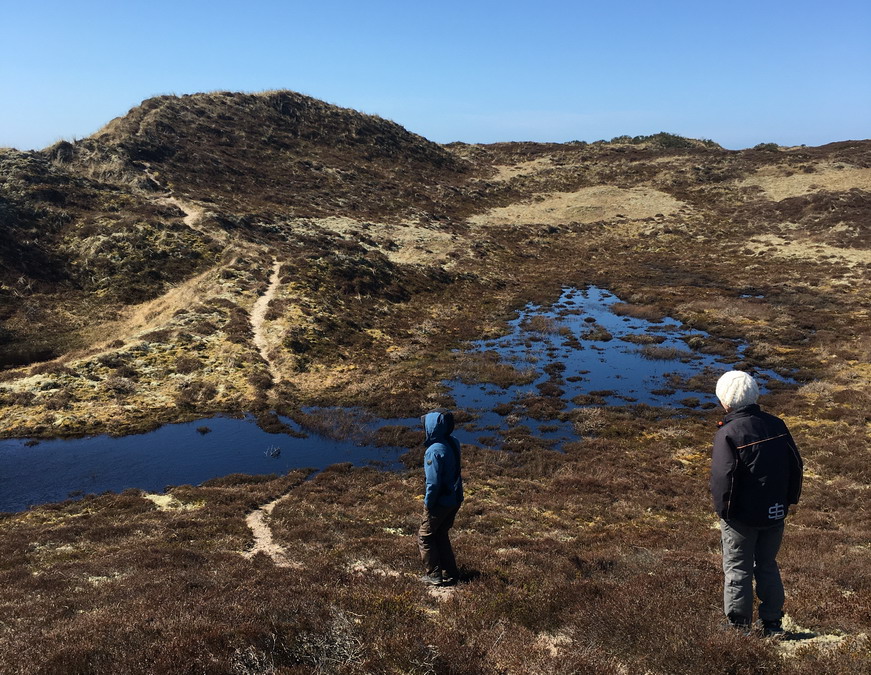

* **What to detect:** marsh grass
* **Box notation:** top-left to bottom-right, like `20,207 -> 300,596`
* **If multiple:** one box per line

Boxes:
638,345 -> 698,362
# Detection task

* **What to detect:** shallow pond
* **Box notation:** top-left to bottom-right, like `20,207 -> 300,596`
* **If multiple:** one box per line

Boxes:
0,286 -> 789,512
0,415 -> 405,512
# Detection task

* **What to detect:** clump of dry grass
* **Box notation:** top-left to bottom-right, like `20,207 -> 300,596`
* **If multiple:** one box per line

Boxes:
638,345 -> 698,362
611,302 -> 665,322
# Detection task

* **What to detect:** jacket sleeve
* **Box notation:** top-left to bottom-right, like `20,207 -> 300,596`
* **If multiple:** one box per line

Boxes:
785,429 -> 803,505
423,446 -> 443,510
710,431 -> 737,519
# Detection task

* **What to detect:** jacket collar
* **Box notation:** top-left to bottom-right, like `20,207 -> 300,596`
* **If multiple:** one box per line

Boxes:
723,403 -> 761,425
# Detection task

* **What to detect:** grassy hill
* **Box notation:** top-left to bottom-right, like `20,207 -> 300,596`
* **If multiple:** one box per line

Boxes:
0,91 -> 869,672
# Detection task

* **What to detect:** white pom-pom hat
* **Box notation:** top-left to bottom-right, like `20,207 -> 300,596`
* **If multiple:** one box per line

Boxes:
715,370 -> 759,410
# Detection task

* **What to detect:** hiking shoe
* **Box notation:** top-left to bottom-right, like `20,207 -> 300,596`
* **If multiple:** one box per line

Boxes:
760,621 -> 787,638
723,616 -> 752,636
420,572 -> 443,586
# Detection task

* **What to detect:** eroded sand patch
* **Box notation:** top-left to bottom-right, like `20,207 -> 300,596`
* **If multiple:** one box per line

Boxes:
739,165 -> 871,202
304,215 -> 458,265
746,234 -> 871,266
469,186 -> 686,226
244,496 -> 301,568
490,157 -> 557,182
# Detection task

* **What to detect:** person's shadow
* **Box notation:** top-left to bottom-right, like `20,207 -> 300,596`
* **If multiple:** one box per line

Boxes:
455,568 -> 481,584
781,629 -> 820,641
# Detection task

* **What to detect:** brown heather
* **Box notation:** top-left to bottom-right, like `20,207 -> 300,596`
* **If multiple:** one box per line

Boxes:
1,91 -> 870,672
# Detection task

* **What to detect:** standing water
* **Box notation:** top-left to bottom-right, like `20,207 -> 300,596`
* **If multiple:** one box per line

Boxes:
0,287 -> 789,512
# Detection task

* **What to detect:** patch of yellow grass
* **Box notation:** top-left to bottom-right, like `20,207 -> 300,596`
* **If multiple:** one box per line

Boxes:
745,234 -> 871,267
490,157 -> 556,181
739,165 -> 871,201
143,493 -> 204,510
469,186 -> 686,226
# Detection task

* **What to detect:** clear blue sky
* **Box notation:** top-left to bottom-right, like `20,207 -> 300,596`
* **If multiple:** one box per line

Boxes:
2,0 -> 869,150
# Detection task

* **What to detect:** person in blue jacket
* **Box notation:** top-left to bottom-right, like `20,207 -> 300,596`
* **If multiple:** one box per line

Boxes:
418,411 -> 464,586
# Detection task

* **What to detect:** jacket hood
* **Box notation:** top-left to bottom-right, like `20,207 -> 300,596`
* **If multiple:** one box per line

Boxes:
423,411 -> 455,445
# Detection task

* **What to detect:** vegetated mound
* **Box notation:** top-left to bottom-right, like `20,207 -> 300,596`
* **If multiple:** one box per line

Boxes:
0,147 -> 218,366
59,90 -> 470,221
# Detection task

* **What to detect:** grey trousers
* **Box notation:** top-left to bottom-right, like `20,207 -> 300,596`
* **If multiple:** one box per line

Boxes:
418,504 -> 460,577
720,518 -> 785,623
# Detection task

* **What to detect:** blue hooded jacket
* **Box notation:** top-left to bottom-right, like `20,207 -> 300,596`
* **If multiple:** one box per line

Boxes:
423,411 -> 464,510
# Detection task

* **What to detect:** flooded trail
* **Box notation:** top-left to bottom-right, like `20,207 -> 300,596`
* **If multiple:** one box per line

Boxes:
250,261 -> 282,386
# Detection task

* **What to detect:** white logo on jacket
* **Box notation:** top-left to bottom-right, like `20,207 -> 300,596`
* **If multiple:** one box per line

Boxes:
768,503 -> 785,519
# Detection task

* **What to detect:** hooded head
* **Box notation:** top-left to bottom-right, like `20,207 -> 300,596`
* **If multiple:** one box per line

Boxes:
422,411 -> 455,444
715,370 -> 759,411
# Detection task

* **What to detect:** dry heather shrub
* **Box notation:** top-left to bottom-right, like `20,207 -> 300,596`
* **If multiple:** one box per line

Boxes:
639,345 -> 697,361
0,389 -> 36,406
571,406 -> 606,434
104,376 -> 136,397
621,333 -> 666,345
247,370 -> 273,391
581,323 -> 613,341
174,380 -> 217,408
521,315 -> 560,334
43,388 -> 75,410
293,408 -> 373,443
373,424 -> 422,448
29,361 -> 75,377
611,302 -> 665,322
174,355 -> 202,373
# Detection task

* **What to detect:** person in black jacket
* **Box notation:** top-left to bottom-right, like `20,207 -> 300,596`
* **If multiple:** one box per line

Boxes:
711,370 -> 803,636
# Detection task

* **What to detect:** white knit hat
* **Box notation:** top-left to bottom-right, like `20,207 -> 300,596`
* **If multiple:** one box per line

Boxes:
715,371 -> 759,410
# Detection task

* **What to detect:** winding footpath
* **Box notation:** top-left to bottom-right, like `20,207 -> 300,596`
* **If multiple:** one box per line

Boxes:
250,261 -> 283,386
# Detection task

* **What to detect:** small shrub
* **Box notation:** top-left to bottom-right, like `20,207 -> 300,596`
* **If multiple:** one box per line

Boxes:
611,303 -> 664,322
29,362 -> 75,377
141,329 -> 173,343
580,324 -> 613,341
247,370 -> 273,391
522,315 -> 560,334
175,380 -> 217,407
44,389 -> 75,410
104,376 -> 136,397
175,355 -> 203,374
639,345 -> 697,362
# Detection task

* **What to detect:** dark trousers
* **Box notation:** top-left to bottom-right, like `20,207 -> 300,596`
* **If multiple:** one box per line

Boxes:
720,518 -> 785,623
418,504 -> 460,577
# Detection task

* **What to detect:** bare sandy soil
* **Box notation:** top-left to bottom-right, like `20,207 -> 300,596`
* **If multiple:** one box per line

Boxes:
244,496 -> 300,568
469,186 -> 686,226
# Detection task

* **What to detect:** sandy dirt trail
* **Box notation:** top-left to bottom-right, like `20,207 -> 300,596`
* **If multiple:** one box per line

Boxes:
243,496 -> 300,568
250,261 -> 282,385
158,195 -> 233,245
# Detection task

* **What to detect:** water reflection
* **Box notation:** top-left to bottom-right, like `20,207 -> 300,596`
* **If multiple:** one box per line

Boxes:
444,286 -> 788,447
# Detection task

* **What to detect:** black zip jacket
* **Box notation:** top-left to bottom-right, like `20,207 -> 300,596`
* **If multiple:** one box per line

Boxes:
711,404 -> 803,527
